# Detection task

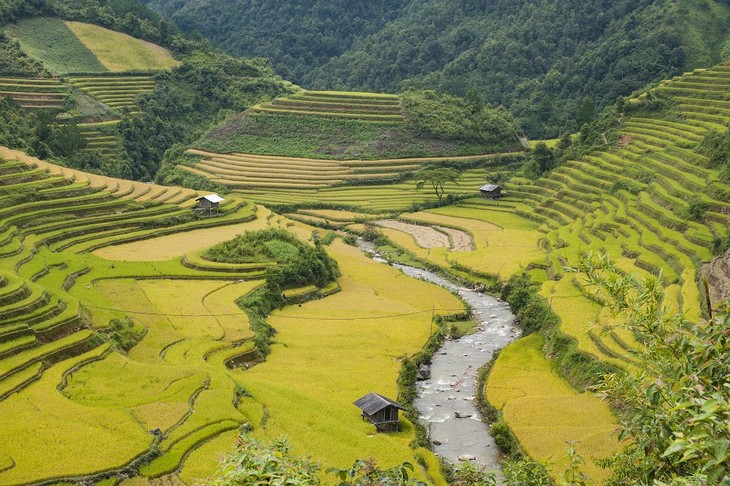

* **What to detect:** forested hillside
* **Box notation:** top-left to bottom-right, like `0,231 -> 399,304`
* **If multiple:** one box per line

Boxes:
0,0 -> 289,182
142,0 -> 730,137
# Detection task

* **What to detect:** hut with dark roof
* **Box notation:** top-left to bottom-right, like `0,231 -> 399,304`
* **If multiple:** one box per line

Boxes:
479,184 -> 502,199
353,392 -> 405,432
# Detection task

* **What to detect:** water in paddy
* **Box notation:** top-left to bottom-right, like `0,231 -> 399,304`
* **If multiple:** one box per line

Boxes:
359,241 -> 521,471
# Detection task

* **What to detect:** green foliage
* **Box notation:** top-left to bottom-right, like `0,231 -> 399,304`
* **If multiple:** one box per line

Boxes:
712,232 -> 730,256
448,462 -> 497,486
220,229 -> 339,357
562,441 -> 592,486
327,459 -> 425,486
501,273 -> 558,334
147,0 -> 730,137
402,90 -> 522,148
0,98 -> 90,164
194,89 -> 522,162
679,195 -> 709,222
104,317 -> 145,352
204,229 -> 340,290
0,32 -> 47,75
502,458 -> 553,485
695,129 -> 730,182
523,142 -> 557,178
610,180 -> 641,196
579,253 -> 730,485
123,53 -> 286,181
142,0 -> 403,83
414,167 -> 462,205
201,435 -> 320,486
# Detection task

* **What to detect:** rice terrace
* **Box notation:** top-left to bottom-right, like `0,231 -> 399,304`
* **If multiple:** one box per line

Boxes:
0,1 -> 729,486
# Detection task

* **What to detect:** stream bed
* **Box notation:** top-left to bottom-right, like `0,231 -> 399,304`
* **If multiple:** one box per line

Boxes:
360,241 -> 521,471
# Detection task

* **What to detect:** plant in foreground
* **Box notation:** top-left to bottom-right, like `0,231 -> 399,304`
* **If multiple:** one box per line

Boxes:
577,253 -> 730,485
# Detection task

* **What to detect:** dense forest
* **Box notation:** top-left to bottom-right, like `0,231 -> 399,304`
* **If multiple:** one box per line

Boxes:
142,0 -> 730,137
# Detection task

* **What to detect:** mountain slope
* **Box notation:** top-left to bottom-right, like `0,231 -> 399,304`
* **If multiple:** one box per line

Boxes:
142,0 -> 730,137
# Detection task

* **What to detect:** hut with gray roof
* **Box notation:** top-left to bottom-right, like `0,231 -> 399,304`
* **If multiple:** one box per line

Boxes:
479,184 -> 502,199
353,392 -> 405,432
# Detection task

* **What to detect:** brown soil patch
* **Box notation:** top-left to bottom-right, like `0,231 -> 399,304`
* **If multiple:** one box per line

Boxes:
376,220 -> 449,248
434,225 -> 474,252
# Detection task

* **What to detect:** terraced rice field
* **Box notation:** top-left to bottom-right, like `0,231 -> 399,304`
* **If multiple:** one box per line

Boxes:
77,120 -> 122,156
478,63 -> 730,477
67,75 -> 156,114
0,77 -> 69,108
253,90 -> 404,122
253,62 -> 730,479
486,334 -> 620,482
0,146 -> 466,483
184,149 -> 516,191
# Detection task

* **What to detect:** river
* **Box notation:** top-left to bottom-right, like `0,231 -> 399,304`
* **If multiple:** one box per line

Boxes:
359,241 -> 521,471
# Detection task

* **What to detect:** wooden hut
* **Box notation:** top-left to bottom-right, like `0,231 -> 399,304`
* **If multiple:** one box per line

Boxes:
479,184 -> 502,199
196,194 -> 224,214
353,392 -> 405,432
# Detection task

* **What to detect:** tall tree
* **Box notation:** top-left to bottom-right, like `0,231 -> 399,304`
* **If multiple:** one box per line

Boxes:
414,167 -> 461,205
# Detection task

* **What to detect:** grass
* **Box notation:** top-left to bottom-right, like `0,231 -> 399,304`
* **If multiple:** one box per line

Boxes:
5,18 -> 106,74
65,21 -> 179,72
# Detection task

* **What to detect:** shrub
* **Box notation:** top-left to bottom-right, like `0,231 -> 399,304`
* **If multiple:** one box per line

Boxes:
201,435 -> 320,485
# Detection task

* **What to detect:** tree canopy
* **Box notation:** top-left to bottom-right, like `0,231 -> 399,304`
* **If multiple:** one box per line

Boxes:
414,167 -> 462,205
141,0 -> 730,137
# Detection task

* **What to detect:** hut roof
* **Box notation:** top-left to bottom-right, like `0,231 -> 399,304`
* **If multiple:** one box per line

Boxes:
479,184 -> 500,192
196,194 -> 224,203
353,392 -> 405,415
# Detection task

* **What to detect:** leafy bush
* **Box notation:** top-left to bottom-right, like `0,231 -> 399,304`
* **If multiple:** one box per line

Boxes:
328,459 -> 426,486
202,435 -> 320,486
220,230 -> 340,356
610,180 -> 641,196
105,317 -> 145,352
580,253 -> 730,485
680,195 -> 709,222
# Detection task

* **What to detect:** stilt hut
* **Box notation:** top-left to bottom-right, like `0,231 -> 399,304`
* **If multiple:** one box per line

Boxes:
479,184 -> 502,199
354,392 -> 405,432
196,194 -> 224,214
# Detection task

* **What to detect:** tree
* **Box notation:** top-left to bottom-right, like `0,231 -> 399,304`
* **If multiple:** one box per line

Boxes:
414,167 -> 461,205
532,142 -> 556,174
577,254 -> 730,485
576,98 -> 596,127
